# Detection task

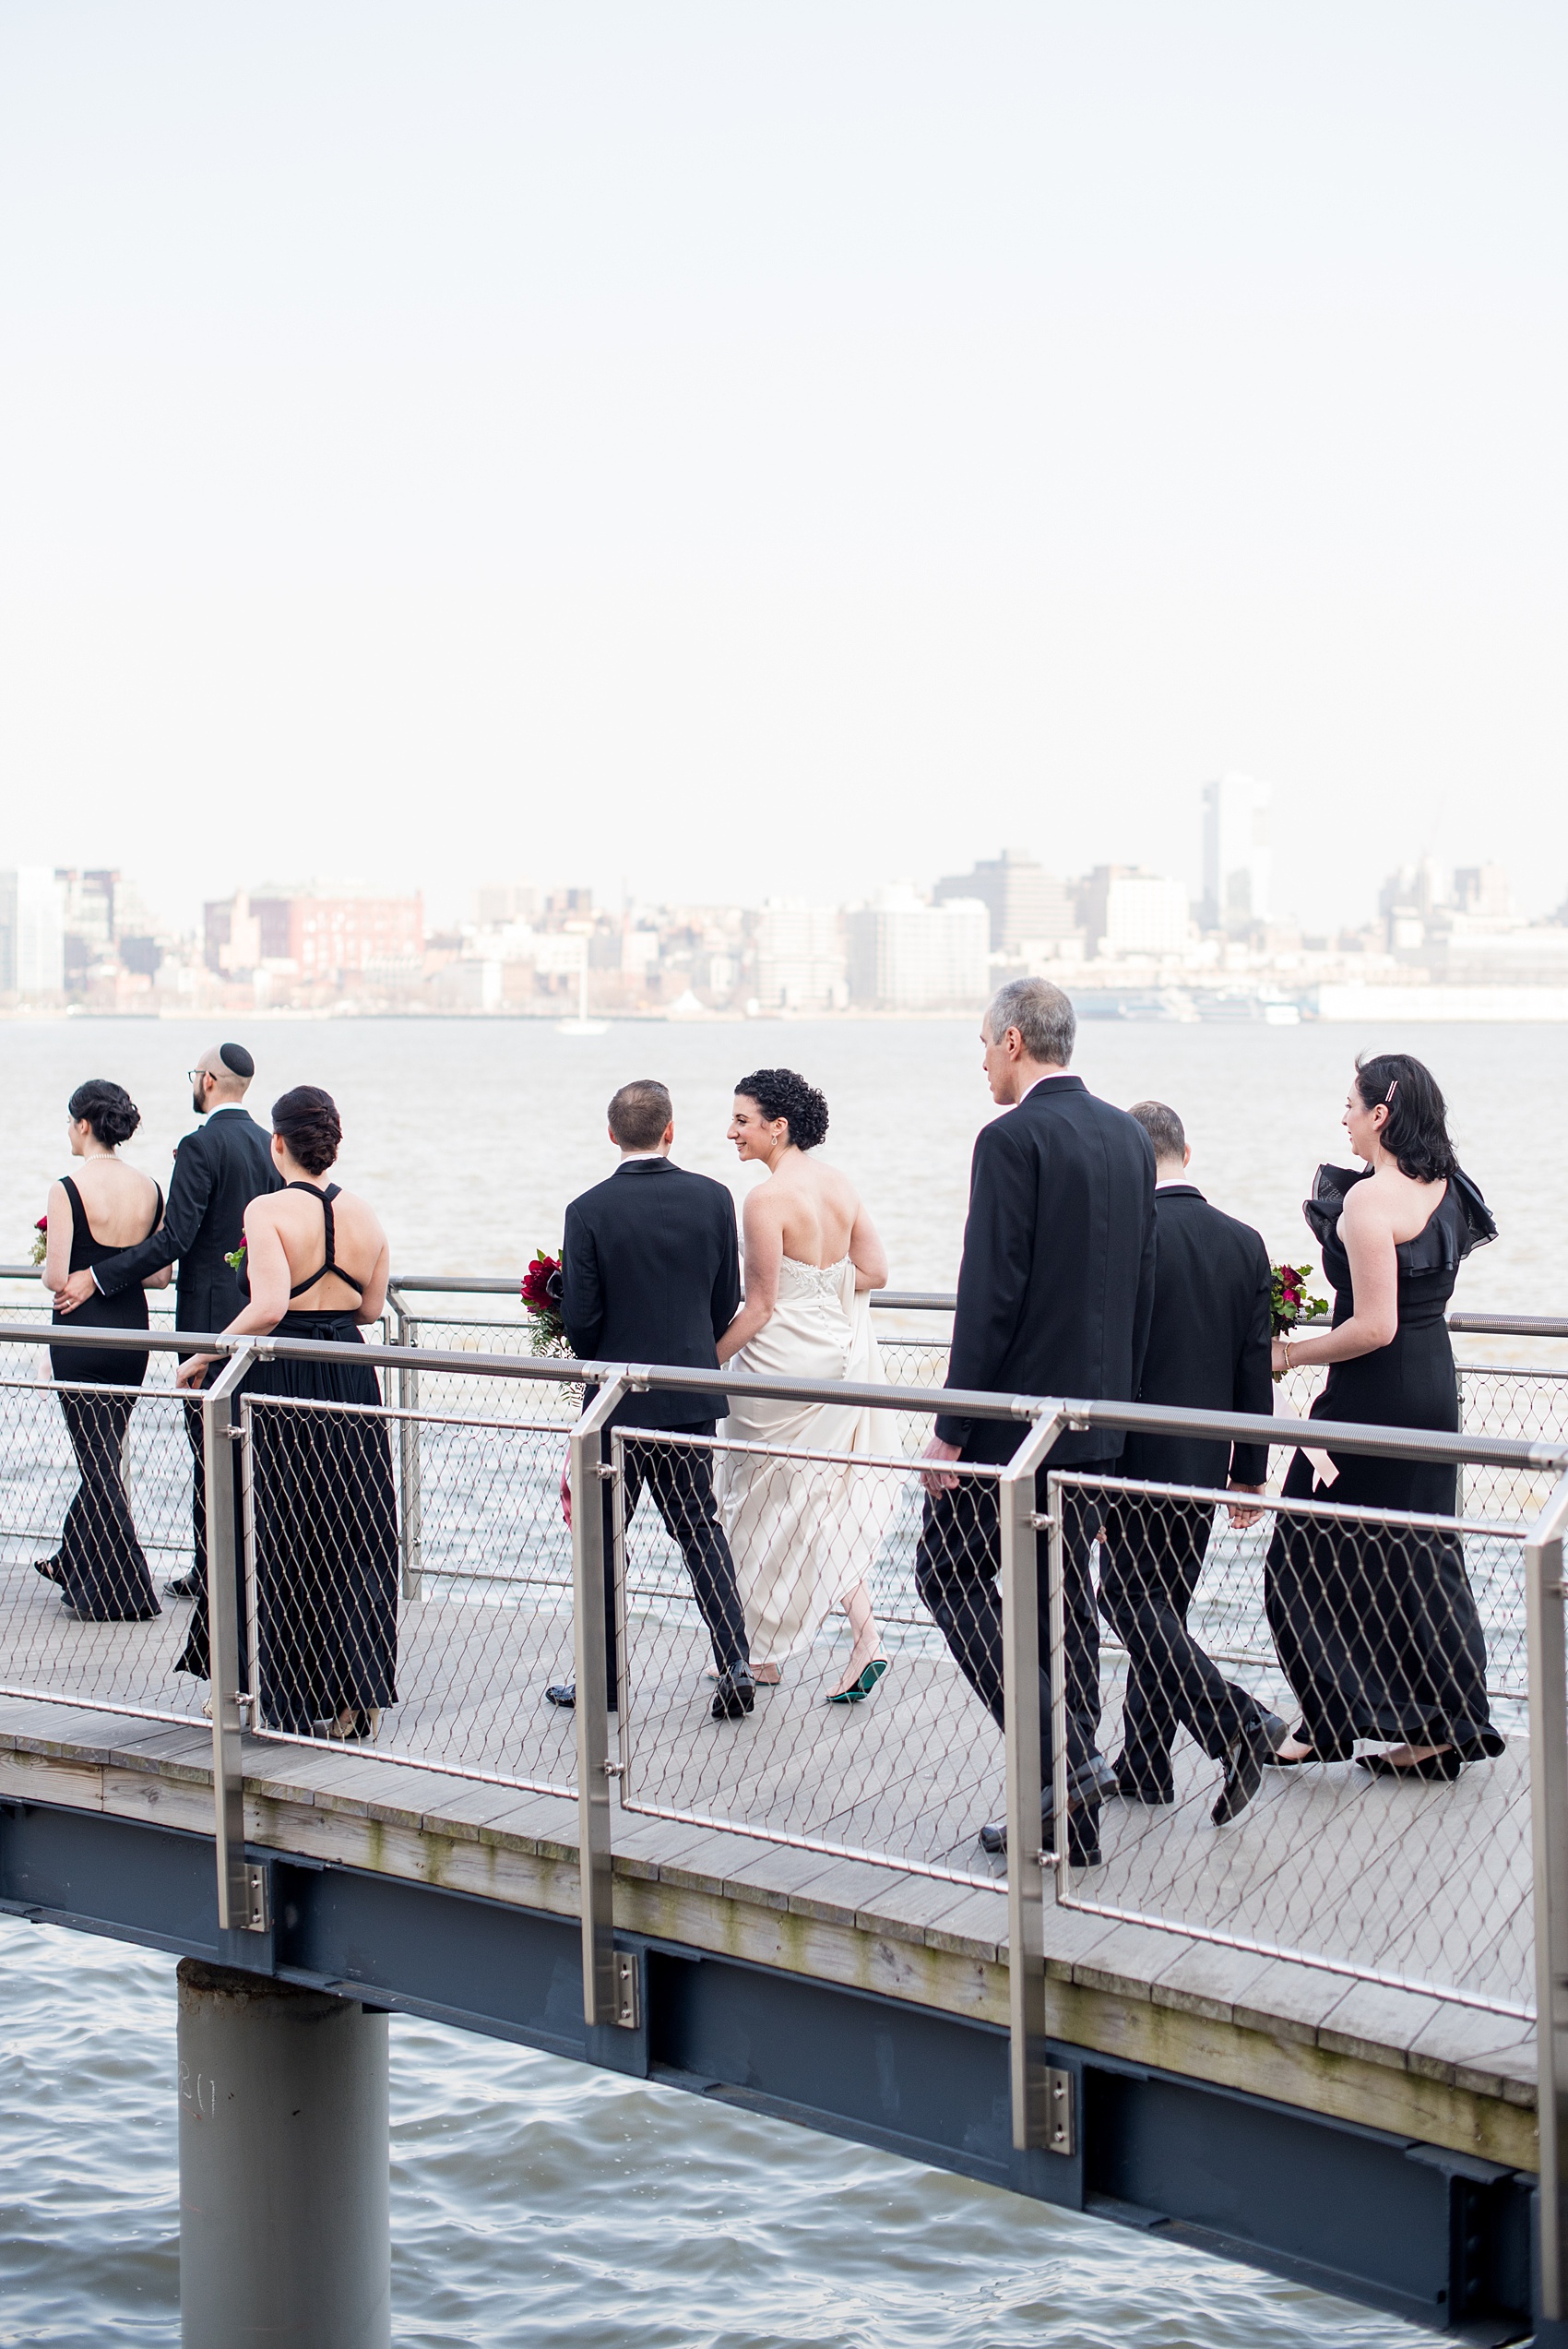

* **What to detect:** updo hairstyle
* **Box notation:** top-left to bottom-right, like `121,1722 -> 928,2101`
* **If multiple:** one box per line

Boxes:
734,1068 -> 829,1151
67,1079 -> 140,1150
1354,1053 -> 1459,1185
271,1085 -> 342,1177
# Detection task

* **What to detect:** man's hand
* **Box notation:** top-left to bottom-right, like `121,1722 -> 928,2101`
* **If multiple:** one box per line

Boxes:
52,1270 -> 98,1316
560,1455 -> 573,1531
919,1435 -> 962,1497
1226,1481 -> 1266,1530
174,1354 -> 217,1392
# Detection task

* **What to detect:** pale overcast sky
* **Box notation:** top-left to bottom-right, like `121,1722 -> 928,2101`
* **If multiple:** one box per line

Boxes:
0,3 -> 1562,932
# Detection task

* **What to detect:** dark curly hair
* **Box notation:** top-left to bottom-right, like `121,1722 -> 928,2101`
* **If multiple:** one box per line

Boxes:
67,1079 -> 140,1150
1353,1053 -> 1459,1184
271,1085 -> 342,1177
734,1067 -> 829,1151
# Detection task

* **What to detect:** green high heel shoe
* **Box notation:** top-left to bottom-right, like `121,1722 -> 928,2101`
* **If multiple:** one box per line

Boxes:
826,1657 -> 889,1705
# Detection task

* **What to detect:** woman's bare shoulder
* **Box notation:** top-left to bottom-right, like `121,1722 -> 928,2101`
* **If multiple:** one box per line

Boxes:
1341,1173 -> 1402,1230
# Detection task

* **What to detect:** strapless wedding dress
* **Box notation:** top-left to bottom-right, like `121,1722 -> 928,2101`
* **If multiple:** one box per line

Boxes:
716,1256 -> 898,1670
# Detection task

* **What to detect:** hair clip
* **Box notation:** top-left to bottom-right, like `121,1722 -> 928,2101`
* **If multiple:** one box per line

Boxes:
1384,1080 -> 1398,1103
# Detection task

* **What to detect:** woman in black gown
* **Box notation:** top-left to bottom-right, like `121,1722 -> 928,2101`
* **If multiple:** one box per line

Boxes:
38,1080 -> 172,1621
176,1086 -> 398,1739
1265,1053 -> 1502,1778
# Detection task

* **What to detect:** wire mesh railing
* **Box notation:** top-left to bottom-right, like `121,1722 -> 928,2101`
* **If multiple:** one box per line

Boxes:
1047,1469 -> 1533,2020
612,1425 -> 1008,1888
238,1389 -> 579,1797
0,1368 -> 209,1727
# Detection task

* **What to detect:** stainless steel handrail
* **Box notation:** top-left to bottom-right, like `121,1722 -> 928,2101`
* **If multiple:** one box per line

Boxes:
6,1320 -> 1563,1470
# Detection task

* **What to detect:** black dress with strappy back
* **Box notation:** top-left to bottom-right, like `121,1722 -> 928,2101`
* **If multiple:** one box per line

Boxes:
46,1173 -> 163,1621
1265,1163 -> 1503,1760
175,1182 -> 398,1732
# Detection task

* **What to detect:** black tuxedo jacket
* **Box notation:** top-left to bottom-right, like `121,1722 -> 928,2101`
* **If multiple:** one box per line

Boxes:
93,1107 -> 282,1337
1120,1183 -> 1273,1491
561,1157 -> 742,1430
936,1074 -> 1158,1466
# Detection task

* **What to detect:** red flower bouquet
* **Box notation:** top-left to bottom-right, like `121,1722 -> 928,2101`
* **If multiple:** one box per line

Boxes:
1271,1261 -> 1327,1339
521,1248 -> 569,1357
30,1215 -> 47,1268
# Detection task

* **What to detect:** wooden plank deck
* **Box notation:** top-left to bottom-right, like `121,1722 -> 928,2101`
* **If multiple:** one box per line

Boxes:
0,1647 -> 1538,2174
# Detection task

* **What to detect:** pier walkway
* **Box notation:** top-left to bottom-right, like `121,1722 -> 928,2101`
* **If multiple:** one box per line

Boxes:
2,1283 -> 1567,2343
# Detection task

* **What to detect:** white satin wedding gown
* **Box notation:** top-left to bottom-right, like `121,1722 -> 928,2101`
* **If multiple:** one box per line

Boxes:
716,1256 -> 899,1671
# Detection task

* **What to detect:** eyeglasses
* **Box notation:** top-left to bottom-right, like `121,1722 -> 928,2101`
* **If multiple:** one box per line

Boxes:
186,1067 -> 214,1085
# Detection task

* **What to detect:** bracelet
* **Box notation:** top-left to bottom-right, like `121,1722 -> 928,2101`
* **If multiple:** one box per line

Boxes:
1283,1337 -> 1295,1372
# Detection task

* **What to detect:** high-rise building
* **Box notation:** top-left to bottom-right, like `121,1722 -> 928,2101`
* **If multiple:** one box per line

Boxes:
1075,867 -> 1190,959
1201,774 -> 1271,933
933,850 -> 1078,954
0,866 -> 65,997
754,904 -> 847,1011
845,891 -> 991,1008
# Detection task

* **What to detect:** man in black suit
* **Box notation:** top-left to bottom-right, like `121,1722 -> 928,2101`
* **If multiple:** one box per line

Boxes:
1100,1100 -> 1283,1826
548,1079 -> 754,1723
54,1041 -> 281,1596
916,979 -> 1157,1865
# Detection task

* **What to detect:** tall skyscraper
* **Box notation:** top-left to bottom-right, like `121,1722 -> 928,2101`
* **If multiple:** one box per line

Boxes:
0,866 -> 65,997
1201,774 -> 1272,934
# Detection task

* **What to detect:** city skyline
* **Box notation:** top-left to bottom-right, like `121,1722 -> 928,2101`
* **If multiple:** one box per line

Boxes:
3,767 -> 1559,950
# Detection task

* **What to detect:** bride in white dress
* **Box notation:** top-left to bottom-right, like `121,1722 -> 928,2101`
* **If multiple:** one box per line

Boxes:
715,1069 -> 897,1701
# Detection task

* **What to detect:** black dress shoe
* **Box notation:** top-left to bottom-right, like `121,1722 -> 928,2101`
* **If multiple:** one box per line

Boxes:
981,1805 -> 1100,1866
979,1758 -> 1107,1863
710,1664 -> 755,1722
544,1680 -> 576,1709
1212,1719 -> 1272,1825
163,1573 -> 199,1601
1108,1757 -> 1176,1805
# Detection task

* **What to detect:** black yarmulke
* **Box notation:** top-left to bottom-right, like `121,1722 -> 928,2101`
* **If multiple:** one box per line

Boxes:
219,1042 -> 255,1079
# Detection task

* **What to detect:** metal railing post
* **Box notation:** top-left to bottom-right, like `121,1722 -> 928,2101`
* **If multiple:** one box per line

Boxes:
1529,1470 -> 1568,2343
202,1346 -> 263,1939
571,1374 -> 633,2031
386,1288 -> 422,1601
1000,1407 -> 1066,2154
240,1398 -> 259,1718
1046,1473 -> 1071,1907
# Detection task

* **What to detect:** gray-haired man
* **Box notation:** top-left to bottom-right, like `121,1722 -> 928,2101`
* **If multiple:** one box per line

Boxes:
916,978 -> 1158,1866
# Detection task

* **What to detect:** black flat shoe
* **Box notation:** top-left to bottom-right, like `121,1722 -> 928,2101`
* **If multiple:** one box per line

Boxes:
163,1573 -> 199,1601
1356,1747 -> 1463,1782
710,1665 -> 755,1722
1262,1722 -> 1319,1767
33,1556 -> 64,1585
543,1680 -> 576,1709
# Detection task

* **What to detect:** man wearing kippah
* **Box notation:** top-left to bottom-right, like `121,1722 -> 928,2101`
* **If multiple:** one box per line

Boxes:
54,1042 -> 282,1597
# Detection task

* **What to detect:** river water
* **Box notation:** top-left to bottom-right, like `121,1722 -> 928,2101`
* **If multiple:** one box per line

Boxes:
0,1010 -> 1558,2346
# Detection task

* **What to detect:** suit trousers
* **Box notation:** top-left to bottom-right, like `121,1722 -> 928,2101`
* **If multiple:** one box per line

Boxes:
914,1466 -> 1107,1790
600,1423 -> 750,1707
184,1396 -> 208,1584
1099,1496 -> 1257,1794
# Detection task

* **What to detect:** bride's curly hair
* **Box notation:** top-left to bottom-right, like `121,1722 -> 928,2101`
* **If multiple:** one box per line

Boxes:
735,1068 -> 829,1151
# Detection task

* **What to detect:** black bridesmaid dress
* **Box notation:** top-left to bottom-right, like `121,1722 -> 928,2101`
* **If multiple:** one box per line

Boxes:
1265,1163 -> 1503,1761
176,1182 -> 399,1735
46,1174 -> 163,1622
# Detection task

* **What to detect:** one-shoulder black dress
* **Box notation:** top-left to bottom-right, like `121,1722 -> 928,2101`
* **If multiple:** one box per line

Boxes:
175,1182 -> 399,1735
46,1174 -> 163,1622
1265,1163 -> 1503,1761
